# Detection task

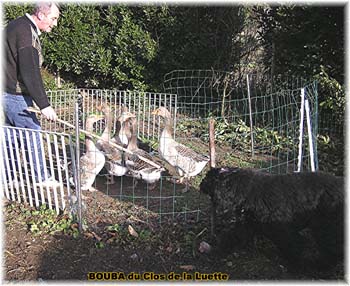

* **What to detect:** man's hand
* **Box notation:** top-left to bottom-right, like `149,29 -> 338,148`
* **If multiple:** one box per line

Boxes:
41,106 -> 57,121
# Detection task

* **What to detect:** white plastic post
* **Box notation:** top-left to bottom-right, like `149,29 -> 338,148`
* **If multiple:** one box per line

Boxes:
305,99 -> 316,172
297,88 -> 305,172
246,74 -> 255,158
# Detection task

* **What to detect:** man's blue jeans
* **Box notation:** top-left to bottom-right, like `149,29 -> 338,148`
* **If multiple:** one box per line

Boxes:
2,92 -> 50,182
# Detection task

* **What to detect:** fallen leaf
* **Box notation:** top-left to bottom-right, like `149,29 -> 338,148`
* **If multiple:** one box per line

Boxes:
91,231 -> 102,241
180,265 -> 195,271
71,223 -> 79,229
5,250 -> 15,257
128,225 -> 139,238
104,218 -> 113,224
198,241 -> 211,253
106,238 -> 115,244
84,232 -> 94,239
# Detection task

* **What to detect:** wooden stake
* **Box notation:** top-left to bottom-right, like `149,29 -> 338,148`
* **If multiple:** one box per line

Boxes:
208,118 -> 216,168
208,118 -> 217,237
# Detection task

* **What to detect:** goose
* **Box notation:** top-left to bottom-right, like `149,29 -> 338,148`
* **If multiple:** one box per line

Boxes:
152,107 -> 209,184
70,113 -> 105,192
96,104 -> 135,184
125,116 -> 164,189
111,105 -> 133,147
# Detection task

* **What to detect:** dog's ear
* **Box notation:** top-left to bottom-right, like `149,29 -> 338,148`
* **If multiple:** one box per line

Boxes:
200,168 -> 222,196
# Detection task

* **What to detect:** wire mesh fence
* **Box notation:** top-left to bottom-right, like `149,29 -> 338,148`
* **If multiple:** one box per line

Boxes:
2,73 -> 320,225
28,89 -> 204,224
163,70 -> 318,174
69,89 -> 203,224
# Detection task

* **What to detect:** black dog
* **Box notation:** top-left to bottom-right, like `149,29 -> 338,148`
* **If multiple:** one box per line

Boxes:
200,167 -> 344,272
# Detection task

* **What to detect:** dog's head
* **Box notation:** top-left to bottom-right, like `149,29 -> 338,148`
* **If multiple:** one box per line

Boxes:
200,167 -> 240,195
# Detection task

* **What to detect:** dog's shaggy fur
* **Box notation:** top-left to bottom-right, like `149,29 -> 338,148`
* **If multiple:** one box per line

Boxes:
200,167 -> 344,271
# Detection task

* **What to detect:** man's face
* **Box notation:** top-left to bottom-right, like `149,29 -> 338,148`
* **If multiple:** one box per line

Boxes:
37,4 -> 60,33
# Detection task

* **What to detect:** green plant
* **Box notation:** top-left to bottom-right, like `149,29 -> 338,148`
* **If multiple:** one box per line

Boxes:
95,241 -> 105,249
25,204 -> 80,237
106,223 -> 121,232
315,66 -> 345,126
316,134 -> 344,175
139,229 -> 152,240
138,136 -> 158,151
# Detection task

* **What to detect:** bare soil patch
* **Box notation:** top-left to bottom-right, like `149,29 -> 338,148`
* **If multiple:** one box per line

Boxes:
3,178 -> 344,282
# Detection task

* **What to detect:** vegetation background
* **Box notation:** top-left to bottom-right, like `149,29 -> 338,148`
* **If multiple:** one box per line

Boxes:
3,3 -> 345,172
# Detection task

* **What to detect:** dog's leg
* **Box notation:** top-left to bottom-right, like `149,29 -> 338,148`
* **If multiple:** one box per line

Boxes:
210,200 -> 217,238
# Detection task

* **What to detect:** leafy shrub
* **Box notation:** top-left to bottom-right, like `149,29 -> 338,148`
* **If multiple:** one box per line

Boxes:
41,68 -> 76,91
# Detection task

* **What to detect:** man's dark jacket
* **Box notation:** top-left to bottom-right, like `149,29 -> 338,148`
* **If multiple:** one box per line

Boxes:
4,15 -> 49,110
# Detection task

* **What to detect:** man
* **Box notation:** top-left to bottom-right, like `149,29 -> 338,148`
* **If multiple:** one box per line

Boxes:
3,2 -> 61,188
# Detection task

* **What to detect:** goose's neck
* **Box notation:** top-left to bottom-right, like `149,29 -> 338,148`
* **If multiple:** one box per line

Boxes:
162,116 -> 173,136
102,109 -> 113,140
127,119 -> 138,151
85,122 -> 98,152
85,135 -> 97,152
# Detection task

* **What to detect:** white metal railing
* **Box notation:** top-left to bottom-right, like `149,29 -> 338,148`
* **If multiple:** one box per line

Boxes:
0,126 -> 75,214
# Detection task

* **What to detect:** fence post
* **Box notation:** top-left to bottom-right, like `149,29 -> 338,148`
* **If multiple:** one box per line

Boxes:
305,98 -> 316,172
297,88 -> 306,172
246,74 -> 254,158
74,102 -> 83,232
209,118 -> 216,168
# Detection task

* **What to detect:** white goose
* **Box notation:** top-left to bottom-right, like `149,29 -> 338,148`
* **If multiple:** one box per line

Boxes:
96,104 -> 135,184
72,113 -> 105,191
125,116 -> 164,189
152,107 -> 209,184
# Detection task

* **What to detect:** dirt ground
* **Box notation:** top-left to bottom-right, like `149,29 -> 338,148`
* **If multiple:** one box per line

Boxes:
3,174 -> 345,283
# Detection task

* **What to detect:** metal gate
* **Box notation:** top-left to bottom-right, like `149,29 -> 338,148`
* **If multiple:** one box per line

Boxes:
1,126 -> 76,214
